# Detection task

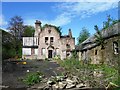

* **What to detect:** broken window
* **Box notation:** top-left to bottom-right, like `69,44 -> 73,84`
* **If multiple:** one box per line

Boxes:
50,37 -> 54,44
113,42 -> 119,54
45,37 -> 48,43
95,50 -> 97,55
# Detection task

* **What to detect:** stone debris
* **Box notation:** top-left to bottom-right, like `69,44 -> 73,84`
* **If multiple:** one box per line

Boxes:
76,83 -> 85,88
66,83 -> 76,89
45,75 -> 88,89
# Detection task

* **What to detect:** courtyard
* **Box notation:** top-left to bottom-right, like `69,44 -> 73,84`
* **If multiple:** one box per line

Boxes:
2,59 -> 64,89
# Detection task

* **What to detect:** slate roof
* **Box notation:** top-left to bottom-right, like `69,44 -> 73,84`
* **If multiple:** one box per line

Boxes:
76,22 -> 120,51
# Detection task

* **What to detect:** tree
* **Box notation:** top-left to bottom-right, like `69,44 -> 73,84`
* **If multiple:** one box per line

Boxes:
23,25 -> 35,37
94,25 -> 105,49
77,27 -> 90,45
1,29 -> 16,59
94,25 -> 105,64
7,16 -> 24,56
7,16 -> 24,40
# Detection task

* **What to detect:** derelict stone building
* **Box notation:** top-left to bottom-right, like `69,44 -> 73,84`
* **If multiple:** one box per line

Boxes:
76,22 -> 120,65
22,20 -> 75,60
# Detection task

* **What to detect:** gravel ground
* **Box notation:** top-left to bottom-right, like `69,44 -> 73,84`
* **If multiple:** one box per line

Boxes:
2,60 -> 64,88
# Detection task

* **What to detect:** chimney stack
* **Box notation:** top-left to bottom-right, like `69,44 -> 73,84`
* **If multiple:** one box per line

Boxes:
68,28 -> 72,38
34,20 -> 42,37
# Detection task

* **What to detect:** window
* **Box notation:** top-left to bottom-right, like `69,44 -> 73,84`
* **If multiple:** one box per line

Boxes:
48,30 -> 51,33
45,37 -> 48,43
23,48 -> 31,55
36,38 -> 37,45
50,37 -> 54,44
56,48 -> 59,55
95,50 -> 97,55
41,48 -> 45,55
34,49 -> 38,55
113,42 -> 119,54
66,44 -> 70,49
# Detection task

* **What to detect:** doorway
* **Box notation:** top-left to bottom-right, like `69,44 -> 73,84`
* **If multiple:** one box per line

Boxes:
48,50 -> 52,58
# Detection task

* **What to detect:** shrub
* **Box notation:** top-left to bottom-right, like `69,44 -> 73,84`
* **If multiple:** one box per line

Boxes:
22,72 -> 43,86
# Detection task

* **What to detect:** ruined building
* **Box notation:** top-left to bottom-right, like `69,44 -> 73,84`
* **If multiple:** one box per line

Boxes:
76,22 -> 120,65
22,20 -> 75,60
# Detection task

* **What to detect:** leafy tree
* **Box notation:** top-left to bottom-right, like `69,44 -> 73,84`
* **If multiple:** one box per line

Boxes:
94,25 -> 105,49
7,16 -> 24,56
1,29 -> 16,59
77,27 -> 90,45
23,25 -> 35,37
7,16 -> 24,40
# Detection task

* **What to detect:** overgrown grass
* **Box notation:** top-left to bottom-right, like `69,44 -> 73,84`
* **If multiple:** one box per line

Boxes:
55,58 -> 119,88
22,72 -> 43,86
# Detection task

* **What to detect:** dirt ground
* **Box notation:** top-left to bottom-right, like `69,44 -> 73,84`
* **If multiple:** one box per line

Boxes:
2,60 -> 64,89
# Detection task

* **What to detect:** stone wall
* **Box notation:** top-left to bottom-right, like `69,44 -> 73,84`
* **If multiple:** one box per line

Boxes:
38,26 -> 75,60
80,35 -> 120,65
78,23 -> 120,65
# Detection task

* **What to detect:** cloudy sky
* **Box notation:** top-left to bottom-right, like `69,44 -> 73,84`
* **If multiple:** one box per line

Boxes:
1,1 -> 119,44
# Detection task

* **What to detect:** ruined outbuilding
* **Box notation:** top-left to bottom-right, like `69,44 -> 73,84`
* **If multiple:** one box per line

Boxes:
76,23 -> 120,65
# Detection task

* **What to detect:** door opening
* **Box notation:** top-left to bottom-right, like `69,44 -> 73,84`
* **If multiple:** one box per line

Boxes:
48,50 -> 52,58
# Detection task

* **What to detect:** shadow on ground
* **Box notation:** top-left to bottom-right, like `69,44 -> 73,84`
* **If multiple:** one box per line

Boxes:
2,60 -> 64,88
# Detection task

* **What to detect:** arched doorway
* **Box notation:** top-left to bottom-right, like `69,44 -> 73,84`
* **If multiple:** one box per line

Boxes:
47,45 -> 54,58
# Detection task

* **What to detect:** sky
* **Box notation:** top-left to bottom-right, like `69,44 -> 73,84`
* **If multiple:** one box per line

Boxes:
1,1 -> 119,44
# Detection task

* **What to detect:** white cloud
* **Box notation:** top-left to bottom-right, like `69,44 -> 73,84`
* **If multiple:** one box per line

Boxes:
0,15 -> 7,27
54,2 -> 118,19
25,2 -> 118,27
24,13 -> 72,27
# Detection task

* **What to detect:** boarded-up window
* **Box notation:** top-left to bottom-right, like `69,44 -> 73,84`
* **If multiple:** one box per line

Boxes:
23,48 -> 31,55
35,49 -> 38,55
41,48 -> 45,55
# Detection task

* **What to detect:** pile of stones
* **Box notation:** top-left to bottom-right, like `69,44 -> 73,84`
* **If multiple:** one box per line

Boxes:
44,75 -> 88,89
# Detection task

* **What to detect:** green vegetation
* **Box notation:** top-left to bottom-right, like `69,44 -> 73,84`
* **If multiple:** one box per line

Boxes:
23,25 -> 35,37
103,15 -> 120,29
2,29 -> 22,60
2,16 -> 36,60
55,58 -> 119,88
77,27 -> 90,45
94,25 -> 105,49
42,24 -> 62,36
22,72 -> 43,86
